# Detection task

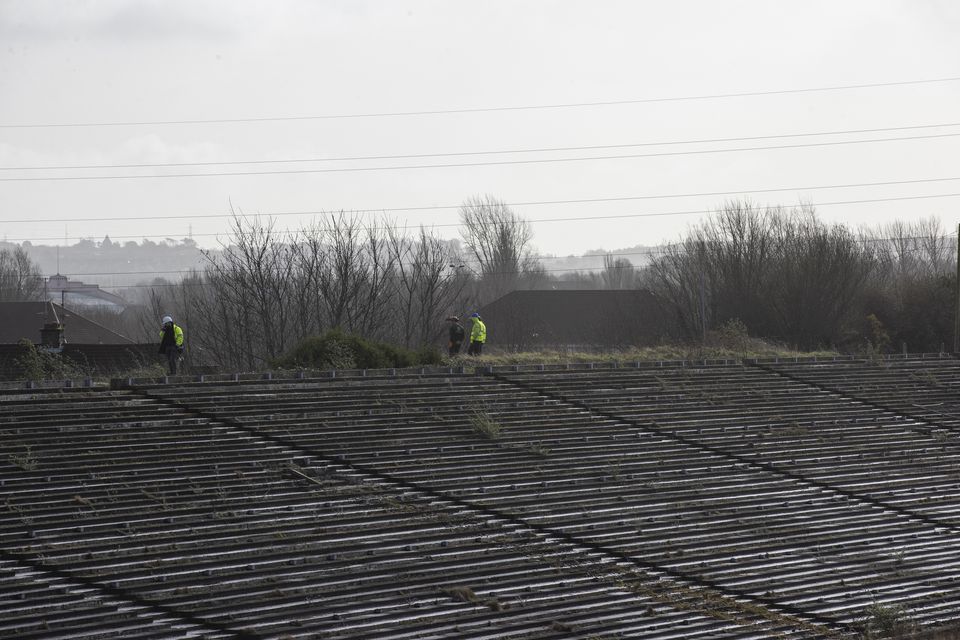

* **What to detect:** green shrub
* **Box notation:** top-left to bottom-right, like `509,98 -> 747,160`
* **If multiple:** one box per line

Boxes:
865,313 -> 892,354
11,339 -> 85,381
272,329 -> 442,370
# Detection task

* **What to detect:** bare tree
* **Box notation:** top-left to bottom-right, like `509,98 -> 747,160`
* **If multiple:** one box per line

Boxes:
199,213 -> 299,368
289,224 -> 328,341
129,209 -> 490,371
600,254 -> 637,289
767,211 -> 873,348
165,272 -> 218,369
704,201 -> 777,333
644,237 -> 712,341
858,217 -> 956,351
314,212 -> 395,338
866,217 -> 953,283
387,227 -> 471,348
459,195 -> 537,302
0,247 -> 44,302
646,201 -> 876,349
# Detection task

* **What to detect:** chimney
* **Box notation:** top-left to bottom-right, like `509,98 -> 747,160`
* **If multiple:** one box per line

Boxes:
41,322 -> 64,349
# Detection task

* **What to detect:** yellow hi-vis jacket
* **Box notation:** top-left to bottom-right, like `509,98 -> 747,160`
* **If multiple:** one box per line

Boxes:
159,324 -> 184,348
470,318 -> 486,343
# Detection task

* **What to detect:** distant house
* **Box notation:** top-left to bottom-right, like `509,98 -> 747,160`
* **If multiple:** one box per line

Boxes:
477,289 -> 669,351
0,301 -> 151,379
45,273 -> 129,312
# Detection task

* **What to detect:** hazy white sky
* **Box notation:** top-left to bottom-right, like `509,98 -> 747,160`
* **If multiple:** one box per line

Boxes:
1,0 -> 959,258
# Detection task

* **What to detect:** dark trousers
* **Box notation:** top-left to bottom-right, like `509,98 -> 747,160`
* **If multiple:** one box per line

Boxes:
449,341 -> 462,356
166,349 -> 179,375
468,341 -> 483,356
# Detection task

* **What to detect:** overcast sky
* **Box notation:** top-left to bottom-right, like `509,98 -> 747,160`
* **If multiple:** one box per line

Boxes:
1,0 -> 959,261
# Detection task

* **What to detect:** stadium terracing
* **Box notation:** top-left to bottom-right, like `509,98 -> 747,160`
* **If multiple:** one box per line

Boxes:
4,355 -> 960,639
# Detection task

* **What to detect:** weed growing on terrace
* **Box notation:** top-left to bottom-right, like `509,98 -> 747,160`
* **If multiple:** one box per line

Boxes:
527,441 -> 551,457
855,602 -> 918,638
932,430 -> 950,443
468,404 -> 503,440
862,339 -> 890,368
442,585 -> 507,611
605,459 -> 623,482
443,341 -> 836,368
909,370 -> 942,388
8,445 -> 38,471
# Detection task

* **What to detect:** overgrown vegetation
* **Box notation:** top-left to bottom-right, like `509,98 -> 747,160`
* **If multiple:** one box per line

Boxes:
26,198 -> 957,363
446,340 -> 835,367
272,329 -> 443,370
8,444 -> 38,471
644,204 -> 955,352
527,441 -> 552,457
467,404 -> 503,440
129,211 -> 474,371
855,602 -> 918,638
11,339 -> 85,380
1,339 -> 172,383
442,585 -> 507,611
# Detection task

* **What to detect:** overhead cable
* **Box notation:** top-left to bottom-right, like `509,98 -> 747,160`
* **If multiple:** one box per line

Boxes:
3,175 -> 959,225
2,133 -> 959,182
3,76 -> 959,129
3,121 -> 959,171
6,192 -> 960,243
48,234 -> 960,279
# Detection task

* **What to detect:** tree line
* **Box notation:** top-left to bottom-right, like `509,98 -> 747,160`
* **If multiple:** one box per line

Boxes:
2,197 -> 956,360
132,198 -> 543,370
643,201 -> 955,352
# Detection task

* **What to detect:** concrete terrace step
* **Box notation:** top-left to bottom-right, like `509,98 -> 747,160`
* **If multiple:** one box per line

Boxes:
111,364 -> 951,630
1,374 -> 825,639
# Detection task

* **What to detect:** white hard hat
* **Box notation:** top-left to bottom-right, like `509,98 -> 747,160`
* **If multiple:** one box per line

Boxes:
162,315 -> 173,324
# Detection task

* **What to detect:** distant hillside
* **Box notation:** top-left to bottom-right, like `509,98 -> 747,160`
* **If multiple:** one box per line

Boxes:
3,238 -> 214,290
541,243 -> 657,273
5,239 -> 658,300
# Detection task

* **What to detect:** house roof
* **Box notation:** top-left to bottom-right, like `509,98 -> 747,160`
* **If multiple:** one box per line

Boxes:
0,301 -> 134,345
480,288 -> 655,313
477,289 -> 667,347
46,273 -> 129,307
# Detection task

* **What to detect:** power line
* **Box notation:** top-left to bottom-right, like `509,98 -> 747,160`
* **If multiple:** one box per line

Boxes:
47,231 -> 960,280
42,251 -> 669,278
51,267 -> 640,287
6,192 -> 960,243
4,121 -> 959,172
4,175 -> 960,225
57,242 -> 960,289
4,76 -> 959,129
2,133 -> 958,182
